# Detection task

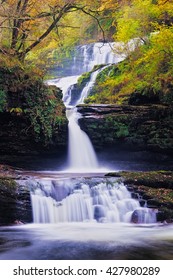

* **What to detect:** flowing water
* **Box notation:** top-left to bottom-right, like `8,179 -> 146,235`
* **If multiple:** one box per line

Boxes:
52,42 -> 125,76
47,42 -> 125,171
66,109 -> 99,171
29,177 -> 157,224
1,223 -> 173,260
0,42 -> 172,260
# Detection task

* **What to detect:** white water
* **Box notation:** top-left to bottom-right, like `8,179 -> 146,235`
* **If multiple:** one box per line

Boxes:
47,70 -> 100,170
67,109 -> 98,171
32,42 -> 158,225
47,75 -> 80,106
30,178 -> 157,224
1,222 -> 173,259
47,42 -> 126,171
48,43 -> 123,105
71,42 -> 125,74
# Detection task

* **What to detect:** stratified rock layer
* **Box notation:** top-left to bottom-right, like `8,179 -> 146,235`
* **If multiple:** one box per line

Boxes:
77,104 -> 173,153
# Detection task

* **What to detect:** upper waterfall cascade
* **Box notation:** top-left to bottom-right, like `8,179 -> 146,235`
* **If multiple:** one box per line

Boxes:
47,42 -> 125,171
47,42 -> 125,107
49,42 -> 126,78
71,42 -> 125,75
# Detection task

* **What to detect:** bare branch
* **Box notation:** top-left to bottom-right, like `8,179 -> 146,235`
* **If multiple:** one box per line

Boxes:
79,7 -> 106,42
19,4 -> 84,58
57,24 -> 80,29
0,2 -> 105,60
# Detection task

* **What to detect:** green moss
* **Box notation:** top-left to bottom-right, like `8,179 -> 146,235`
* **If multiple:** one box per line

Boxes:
0,178 -> 17,190
106,170 -> 173,189
77,72 -> 91,87
104,115 -> 129,138
0,89 -> 7,112
0,66 -> 66,145
115,123 -> 129,138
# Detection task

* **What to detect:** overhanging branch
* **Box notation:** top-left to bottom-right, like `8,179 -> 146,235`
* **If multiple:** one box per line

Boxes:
80,7 -> 106,42
1,2 -> 105,60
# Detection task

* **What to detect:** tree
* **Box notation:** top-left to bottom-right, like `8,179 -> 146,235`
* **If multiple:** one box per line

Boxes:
0,0 -> 105,62
84,0 -> 173,105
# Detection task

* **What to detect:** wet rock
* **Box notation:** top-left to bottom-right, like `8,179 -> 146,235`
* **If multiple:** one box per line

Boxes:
0,178 -> 32,225
107,171 -> 173,222
131,193 -> 139,199
139,200 -> 146,207
131,208 -> 157,224
94,205 -> 106,221
0,112 -> 68,158
0,65 -> 68,158
147,199 -> 162,208
51,180 -> 72,201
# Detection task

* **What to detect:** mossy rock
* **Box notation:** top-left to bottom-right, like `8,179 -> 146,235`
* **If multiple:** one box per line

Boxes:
0,65 -> 68,151
77,72 -> 91,88
0,178 -> 17,191
0,177 -> 32,225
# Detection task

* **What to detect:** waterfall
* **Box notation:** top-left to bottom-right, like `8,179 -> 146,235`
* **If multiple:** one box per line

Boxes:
47,42 -> 125,171
76,67 -> 107,105
70,42 -> 125,75
47,75 -> 80,106
67,108 -> 98,171
28,41 -> 159,226
30,178 -> 157,224
53,68 -> 101,170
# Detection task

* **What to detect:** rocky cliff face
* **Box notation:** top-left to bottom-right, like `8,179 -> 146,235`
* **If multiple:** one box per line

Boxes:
0,181 -> 32,225
0,66 -> 68,159
0,112 -> 68,157
77,104 -> 173,154
0,165 -> 32,225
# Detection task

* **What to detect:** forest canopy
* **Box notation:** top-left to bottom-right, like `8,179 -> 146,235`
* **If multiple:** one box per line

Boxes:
0,0 -> 109,64
84,0 -> 173,104
0,0 -> 172,149
0,0 -> 173,105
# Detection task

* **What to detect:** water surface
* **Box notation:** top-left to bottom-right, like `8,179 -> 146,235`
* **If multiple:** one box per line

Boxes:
0,223 -> 173,260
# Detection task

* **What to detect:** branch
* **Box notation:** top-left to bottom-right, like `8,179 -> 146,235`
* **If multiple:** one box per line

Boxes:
159,0 -> 170,5
0,47 -> 8,55
57,24 -> 80,29
19,4 -> 83,58
80,7 -> 106,42
0,11 -> 59,22
4,3 -> 106,60
0,26 -> 20,29
0,18 -> 8,27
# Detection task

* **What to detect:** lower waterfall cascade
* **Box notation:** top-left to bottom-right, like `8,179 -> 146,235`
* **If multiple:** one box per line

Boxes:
30,178 -> 157,224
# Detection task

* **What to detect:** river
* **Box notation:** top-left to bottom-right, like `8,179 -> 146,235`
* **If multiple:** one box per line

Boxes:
0,223 -> 173,260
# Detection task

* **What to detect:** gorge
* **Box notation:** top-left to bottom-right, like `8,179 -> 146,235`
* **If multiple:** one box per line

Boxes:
0,42 -> 173,260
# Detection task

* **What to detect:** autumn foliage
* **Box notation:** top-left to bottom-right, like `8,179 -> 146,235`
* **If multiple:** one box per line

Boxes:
0,0 -> 173,105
